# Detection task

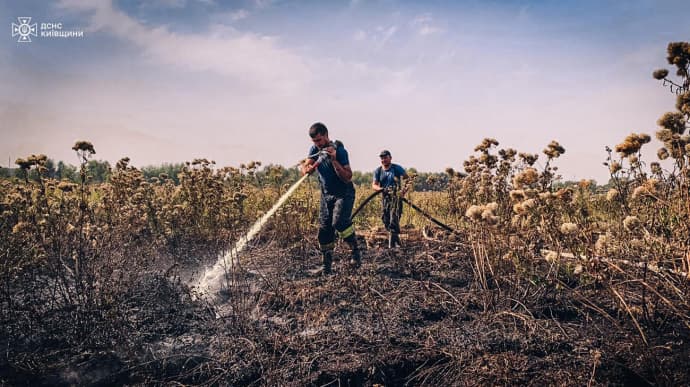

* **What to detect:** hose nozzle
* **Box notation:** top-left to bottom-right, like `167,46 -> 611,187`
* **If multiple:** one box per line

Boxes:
314,149 -> 329,166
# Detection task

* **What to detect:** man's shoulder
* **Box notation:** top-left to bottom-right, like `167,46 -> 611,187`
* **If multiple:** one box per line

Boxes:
335,143 -> 349,164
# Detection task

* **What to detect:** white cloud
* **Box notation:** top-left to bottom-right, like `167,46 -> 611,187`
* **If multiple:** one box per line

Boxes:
253,0 -> 273,10
418,25 -> 441,36
227,9 -> 249,21
412,14 -> 432,25
411,13 -> 442,36
56,0 -> 310,94
141,0 -> 187,9
377,25 -> 397,47
351,24 -> 398,48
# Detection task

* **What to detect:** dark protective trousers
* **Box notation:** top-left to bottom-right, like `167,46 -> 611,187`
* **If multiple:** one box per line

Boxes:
318,188 -> 357,251
381,193 -> 403,234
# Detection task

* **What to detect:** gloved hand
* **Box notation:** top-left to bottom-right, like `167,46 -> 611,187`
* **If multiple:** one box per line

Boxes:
316,149 -> 329,165
382,186 -> 396,197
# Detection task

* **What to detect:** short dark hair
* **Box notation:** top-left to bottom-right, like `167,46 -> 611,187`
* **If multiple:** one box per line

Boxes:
309,122 -> 328,138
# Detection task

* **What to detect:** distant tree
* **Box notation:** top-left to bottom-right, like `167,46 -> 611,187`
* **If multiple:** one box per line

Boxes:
85,160 -> 111,183
408,169 -> 449,191
254,164 -> 301,187
25,158 -> 57,181
351,170 -> 373,187
56,161 -> 78,182
142,163 -> 185,184
0,167 -> 13,179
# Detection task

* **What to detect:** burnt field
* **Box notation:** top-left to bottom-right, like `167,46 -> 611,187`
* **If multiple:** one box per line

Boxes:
2,226 -> 689,386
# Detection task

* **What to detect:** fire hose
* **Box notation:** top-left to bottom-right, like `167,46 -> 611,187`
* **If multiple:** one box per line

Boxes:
351,189 -> 457,233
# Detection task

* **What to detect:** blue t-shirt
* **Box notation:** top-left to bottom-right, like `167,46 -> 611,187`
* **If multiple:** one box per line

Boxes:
374,164 -> 406,188
309,143 -> 352,195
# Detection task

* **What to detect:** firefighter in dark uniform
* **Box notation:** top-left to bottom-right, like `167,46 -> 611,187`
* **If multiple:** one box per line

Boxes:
301,122 -> 361,274
372,150 -> 408,248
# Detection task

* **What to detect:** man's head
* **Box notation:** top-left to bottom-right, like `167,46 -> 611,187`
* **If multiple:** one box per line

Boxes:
379,150 -> 392,168
309,122 -> 330,148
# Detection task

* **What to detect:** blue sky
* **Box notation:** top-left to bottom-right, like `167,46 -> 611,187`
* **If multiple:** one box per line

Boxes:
2,0 -> 689,183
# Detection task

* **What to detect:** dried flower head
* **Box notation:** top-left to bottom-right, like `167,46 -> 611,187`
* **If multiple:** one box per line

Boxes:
666,42 -> 690,76
465,204 -> 484,220
656,129 -> 674,143
15,158 -> 32,170
657,147 -> 670,160
652,68 -> 669,80
509,189 -> 526,202
539,192 -> 552,200
72,140 -> 96,154
614,133 -> 650,157
595,233 -> 611,255
57,181 -> 76,192
606,188 -> 619,201
12,221 -> 29,234
512,198 -> 536,215
555,188 -> 573,202
545,251 -> 560,263
543,140 -> 565,159
571,264 -> 583,275
524,189 -> 538,198
27,154 -> 47,166
632,179 -> 659,200
481,210 -> 498,225
518,153 -> 539,166
560,222 -> 578,235
677,92 -> 690,115
623,215 -> 641,231
498,148 -> 517,161
474,138 -> 499,152
513,168 -> 539,188
657,112 -> 686,135
609,161 -> 622,174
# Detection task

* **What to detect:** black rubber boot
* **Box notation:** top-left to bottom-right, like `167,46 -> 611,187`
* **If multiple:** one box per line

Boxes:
344,235 -> 361,268
389,232 -> 401,248
350,248 -> 361,268
322,251 -> 333,275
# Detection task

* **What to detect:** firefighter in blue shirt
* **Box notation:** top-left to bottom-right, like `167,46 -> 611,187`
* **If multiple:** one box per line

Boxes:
372,150 -> 408,248
301,122 -> 361,274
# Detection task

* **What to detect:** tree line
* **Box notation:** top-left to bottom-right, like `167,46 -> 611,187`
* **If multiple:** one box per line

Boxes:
1,158 -> 620,192
0,158 -> 458,191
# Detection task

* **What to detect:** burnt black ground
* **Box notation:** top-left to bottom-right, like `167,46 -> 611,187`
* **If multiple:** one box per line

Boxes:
2,229 -> 689,386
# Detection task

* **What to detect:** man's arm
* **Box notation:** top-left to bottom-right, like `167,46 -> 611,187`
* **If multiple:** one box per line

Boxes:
332,160 -> 352,183
372,167 -> 382,191
326,145 -> 352,183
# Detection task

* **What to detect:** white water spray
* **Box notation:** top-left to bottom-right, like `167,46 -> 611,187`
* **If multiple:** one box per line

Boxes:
196,173 -> 310,295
